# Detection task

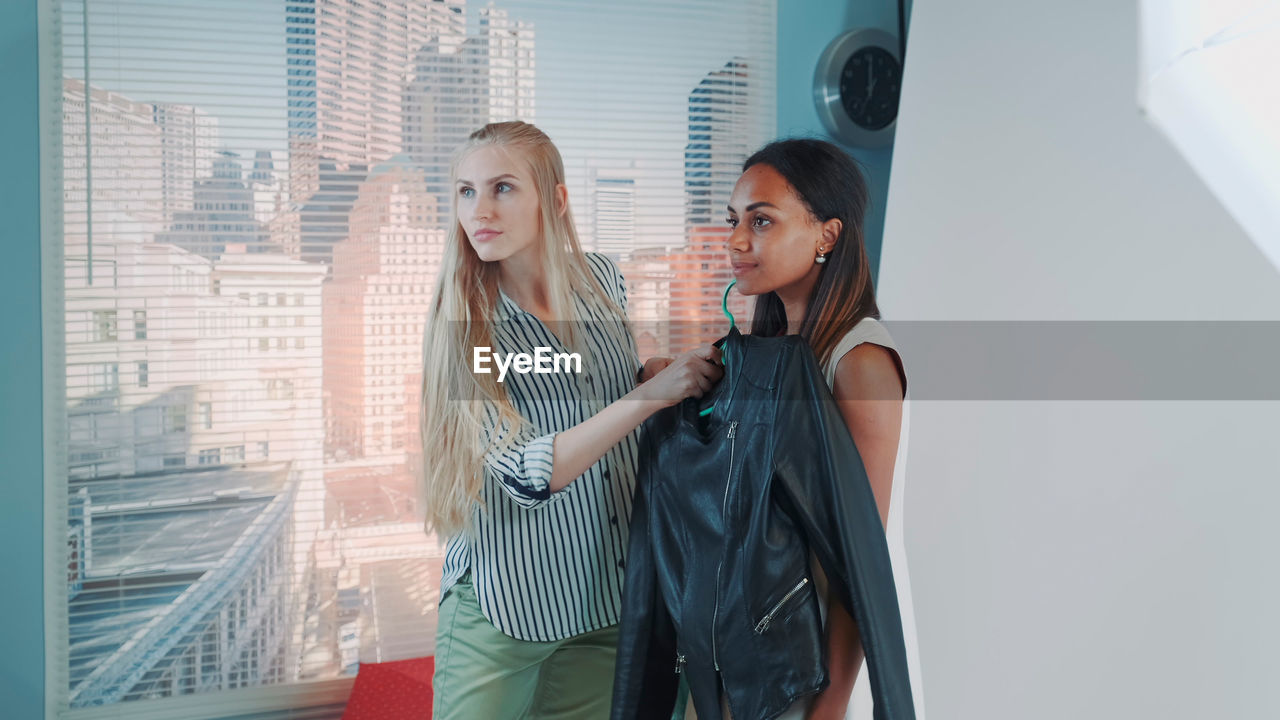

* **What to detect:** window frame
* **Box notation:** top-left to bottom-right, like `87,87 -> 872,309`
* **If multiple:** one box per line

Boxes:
40,0 -> 778,716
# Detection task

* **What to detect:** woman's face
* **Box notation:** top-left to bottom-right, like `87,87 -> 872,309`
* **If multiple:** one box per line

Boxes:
726,163 -> 833,297
456,145 -> 544,264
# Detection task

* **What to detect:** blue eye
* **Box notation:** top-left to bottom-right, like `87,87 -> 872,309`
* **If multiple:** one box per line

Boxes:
459,186 -> 474,198
496,182 -> 513,193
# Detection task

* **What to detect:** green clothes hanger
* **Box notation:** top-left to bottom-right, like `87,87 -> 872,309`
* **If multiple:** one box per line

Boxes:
698,279 -> 737,417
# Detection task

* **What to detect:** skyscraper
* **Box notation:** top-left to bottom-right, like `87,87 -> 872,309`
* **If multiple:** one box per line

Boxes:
670,57 -> 770,351
684,58 -> 769,231
323,159 -> 444,462
151,102 -> 220,225
285,0 -> 466,264
591,171 -> 637,257
471,5 -> 536,124
286,0 -> 318,205
402,3 -> 536,225
315,159 -> 447,672
158,151 -> 269,261
402,34 -> 486,224
250,150 -> 288,228
287,0 -> 464,173
62,77 -> 166,243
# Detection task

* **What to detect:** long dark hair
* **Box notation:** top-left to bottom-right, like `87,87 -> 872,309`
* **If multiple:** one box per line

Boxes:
743,138 -> 880,368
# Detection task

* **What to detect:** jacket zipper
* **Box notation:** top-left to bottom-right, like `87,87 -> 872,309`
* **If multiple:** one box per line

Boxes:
675,652 -> 686,674
753,577 -> 810,634
712,419 -> 739,672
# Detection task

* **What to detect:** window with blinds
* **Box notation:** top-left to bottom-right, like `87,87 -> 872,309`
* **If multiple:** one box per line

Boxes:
46,0 -> 775,717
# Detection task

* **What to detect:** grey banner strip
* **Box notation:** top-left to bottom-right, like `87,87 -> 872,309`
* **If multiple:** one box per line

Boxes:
445,321 -> 1280,400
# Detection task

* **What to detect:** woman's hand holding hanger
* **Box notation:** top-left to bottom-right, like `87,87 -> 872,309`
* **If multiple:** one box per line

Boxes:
548,344 -> 723,492
633,345 -> 723,409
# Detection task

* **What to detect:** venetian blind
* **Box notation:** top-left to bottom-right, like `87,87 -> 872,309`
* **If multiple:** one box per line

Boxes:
46,0 -> 775,718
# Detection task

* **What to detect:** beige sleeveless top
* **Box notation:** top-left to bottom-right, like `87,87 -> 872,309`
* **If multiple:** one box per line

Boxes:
814,317 -> 925,720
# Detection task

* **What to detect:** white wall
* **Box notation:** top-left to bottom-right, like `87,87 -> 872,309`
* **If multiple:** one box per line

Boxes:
882,1 -> 1280,718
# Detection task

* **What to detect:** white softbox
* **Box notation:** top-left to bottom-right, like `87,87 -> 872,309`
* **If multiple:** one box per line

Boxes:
1139,0 -> 1280,272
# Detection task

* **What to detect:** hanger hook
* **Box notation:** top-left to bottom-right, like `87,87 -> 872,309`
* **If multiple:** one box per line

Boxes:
698,280 -> 738,417
722,279 -> 737,327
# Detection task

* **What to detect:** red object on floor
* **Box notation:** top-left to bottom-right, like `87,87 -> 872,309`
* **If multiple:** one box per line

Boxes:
341,656 -> 435,719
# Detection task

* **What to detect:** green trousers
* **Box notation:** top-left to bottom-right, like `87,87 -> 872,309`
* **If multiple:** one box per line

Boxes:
432,574 -> 621,719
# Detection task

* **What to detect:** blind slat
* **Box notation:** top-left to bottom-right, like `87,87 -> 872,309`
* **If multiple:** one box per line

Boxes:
50,0 -> 774,716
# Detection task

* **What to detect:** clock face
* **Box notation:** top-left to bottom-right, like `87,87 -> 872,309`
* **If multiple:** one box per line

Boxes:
838,46 -> 901,131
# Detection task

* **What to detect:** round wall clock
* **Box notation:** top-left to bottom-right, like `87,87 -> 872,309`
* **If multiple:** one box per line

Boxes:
813,28 -> 902,149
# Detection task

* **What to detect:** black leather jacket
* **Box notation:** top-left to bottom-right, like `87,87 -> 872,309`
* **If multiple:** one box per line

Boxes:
611,326 -> 915,720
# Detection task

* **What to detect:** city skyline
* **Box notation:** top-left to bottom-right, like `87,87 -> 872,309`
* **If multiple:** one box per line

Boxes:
64,0 -> 774,253
57,0 -> 776,706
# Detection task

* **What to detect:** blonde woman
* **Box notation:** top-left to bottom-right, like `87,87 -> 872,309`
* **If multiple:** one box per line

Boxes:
420,121 -> 723,718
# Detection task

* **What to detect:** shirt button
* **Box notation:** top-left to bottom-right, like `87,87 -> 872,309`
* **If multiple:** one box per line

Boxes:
617,559 -> 626,569
603,469 -> 611,480
610,515 -> 618,525
585,375 -> 593,385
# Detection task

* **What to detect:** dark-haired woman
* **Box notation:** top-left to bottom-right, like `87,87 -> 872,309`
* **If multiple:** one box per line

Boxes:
697,138 -> 924,719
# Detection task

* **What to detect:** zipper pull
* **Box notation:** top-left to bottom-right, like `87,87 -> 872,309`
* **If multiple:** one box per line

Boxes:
754,577 -> 811,634
675,652 -> 686,674
727,420 -> 738,439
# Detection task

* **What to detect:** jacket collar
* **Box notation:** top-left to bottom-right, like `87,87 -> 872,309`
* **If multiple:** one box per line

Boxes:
679,324 -> 746,431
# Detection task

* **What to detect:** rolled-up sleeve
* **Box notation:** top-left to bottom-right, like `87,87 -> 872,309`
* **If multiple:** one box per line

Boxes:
480,402 -> 563,509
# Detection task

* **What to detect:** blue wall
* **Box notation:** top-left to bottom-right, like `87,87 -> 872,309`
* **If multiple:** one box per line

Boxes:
0,1 -> 46,718
777,0 -> 912,284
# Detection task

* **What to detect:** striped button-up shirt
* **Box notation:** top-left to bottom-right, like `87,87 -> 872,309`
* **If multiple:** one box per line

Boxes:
439,252 -> 644,641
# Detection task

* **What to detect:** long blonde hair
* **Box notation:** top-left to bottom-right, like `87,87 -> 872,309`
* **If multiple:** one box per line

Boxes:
419,121 -> 629,537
